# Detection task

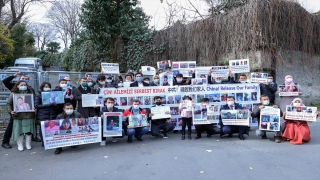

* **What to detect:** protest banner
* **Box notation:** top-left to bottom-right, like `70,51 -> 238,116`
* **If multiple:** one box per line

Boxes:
251,72 -> 268,83
41,91 -> 64,105
229,59 -> 250,73
101,63 -> 119,74
211,66 -> 229,77
103,112 -> 123,137
172,61 -> 196,77
59,73 -> 69,80
192,104 -> 220,125
259,108 -> 281,131
221,110 -> 250,126
278,85 -> 300,96
82,94 -> 104,107
159,72 -> 173,86
98,83 -> 260,129
41,117 -> 101,150
157,60 -> 171,69
141,66 -> 156,76
285,105 -> 317,121
13,94 -> 34,112
128,114 -> 149,127
151,106 -> 171,119
195,67 -> 211,79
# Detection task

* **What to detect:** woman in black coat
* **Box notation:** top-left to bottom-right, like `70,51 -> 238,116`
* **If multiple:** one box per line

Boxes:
34,82 -> 58,146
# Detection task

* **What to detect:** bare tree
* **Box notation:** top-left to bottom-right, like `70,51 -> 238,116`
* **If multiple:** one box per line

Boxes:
46,0 -> 82,50
0,0 -> 10,19
29,23 -> 56,51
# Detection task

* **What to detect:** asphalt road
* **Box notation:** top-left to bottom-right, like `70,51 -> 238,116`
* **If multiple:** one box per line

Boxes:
1,122 -> 320,180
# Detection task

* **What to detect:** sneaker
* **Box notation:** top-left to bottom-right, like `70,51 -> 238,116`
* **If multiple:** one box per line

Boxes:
161,133 -> 168,139
150,135 -> 156,138
111,138 -> 118,143
274,136 -> 281,143
262,135 -> 267,139
100,140 -> 106,146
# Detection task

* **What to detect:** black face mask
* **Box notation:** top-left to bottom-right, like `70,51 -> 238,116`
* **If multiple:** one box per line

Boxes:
156,102 -> 162,106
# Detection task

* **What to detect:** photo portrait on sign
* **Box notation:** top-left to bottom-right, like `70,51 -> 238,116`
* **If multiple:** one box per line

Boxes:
106,116 -> 120,131
159,73 -> 173,86
13,94 -> 34,112
143,96 -> 152,105
41,91 -> 64,105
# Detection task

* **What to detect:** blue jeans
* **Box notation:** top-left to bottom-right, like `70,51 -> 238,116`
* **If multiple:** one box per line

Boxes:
127,127 -> 149,140
222,125 -> 247,135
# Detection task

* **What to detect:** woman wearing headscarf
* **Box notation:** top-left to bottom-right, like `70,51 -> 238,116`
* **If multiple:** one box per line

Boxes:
279,75 -> 303,113
282,98 -> 318,145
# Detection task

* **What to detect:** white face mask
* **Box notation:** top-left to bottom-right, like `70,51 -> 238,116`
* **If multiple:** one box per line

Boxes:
107,103 -> 114,108
286,78 -> 293,82
227,101 -> 234,106
118,83 -> 123,87
267,79 -> 273,83
263,100 -> 270,106
133,105 -> 139,109
99,81 -> 105,85
240,81 -> 246,84
126,80 -> 131,82
144,81 -> 149,84
215,80 -> 222,83
60,84 -> 67,88
293,103 -> 301,106
106,80 -> 112,83
176,78 -> 182,83
153,79 -> 159,83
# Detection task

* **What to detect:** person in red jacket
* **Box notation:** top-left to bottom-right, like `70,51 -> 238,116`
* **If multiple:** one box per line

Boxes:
123,99 -> 150,143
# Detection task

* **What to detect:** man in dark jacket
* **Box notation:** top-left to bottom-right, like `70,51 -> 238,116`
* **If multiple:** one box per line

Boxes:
54,103 -> 82,155
149,96 -> 175,138
130,73 -> 149,87
251,94 -> 284,143
99,97 -> 123,146
1,72 -> 39,149
53,79 -> 74,115
73,77 -> 96,118
220,96 -> 248,140
259,75 -> 277,104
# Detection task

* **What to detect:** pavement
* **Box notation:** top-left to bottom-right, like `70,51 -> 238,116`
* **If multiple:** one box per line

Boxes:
1,122 -> 320,180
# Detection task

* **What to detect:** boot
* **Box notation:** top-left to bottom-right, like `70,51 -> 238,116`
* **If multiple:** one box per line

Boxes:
25,134 -> 32,150
181,130 -> 185,140
187,130 -> 192,140
17,135 -> 24,151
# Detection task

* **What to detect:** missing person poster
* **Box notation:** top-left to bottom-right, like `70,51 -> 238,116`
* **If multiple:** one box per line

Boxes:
157,60 -> 171,69
259,108 -> 281,131
195,67 -> 211,79
13,93 -> 34,112
103,112 -> 123,137
128,114 -> 148,127
159,72 -> 173,86
285,105 -> 317,121
172,61 -> 196,77
221,110 -> 250,126
101,63 -> 119,74
211,66 -> 229,77
141,66 -> 156,76
278,85 -> 300,96
41,117 -> 101,150
191,78 -> 207,85
59,74 -> 69,80
41,91 -> 65,105
192,104 -> 220,125
229,59 -> 250,73
82,94 -> 104,107
251,72 -> 268,83
151,106 -> 171,120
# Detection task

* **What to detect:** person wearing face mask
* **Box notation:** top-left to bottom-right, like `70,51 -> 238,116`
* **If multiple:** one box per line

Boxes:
73,78 -> 97,118
63,77 -> 77,110
54,103 -> 82,154
150,75 -> 160,86
259,75 -> 278,104
86,73 -> 96,87
123,99 -> 150,143
251,95 -> 284,143
179,95 -> 193,140
194,98 -> 222,139
130,73 -> 149,87
6,80 -> 36,151
229,74 -> 247,84
219,96 -> 248,140
54,79 -> 74,115
282,98 -> 318,145
207,69 -> 226,84
173,74 -> 188,85
143,77 -> 150,85
105,75 -> 118,88
35,82 -> 58,147
279,75 -> 303,113
99,97 -> 123,145
149,96 -> 175,138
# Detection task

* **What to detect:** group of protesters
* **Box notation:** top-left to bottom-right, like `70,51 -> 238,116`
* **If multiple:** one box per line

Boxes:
2,66 -> 318,155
